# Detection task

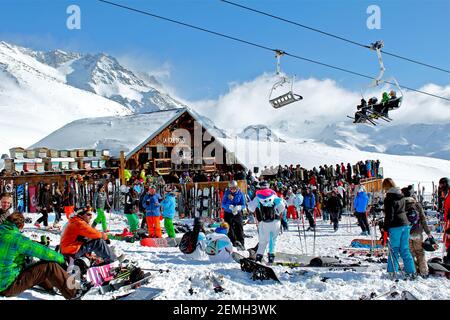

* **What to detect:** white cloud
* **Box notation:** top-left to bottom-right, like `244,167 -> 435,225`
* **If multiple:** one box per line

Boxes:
187,73 -> 450,132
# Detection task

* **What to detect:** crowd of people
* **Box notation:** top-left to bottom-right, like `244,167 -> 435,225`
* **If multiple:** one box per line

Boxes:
0,162 -> 449,299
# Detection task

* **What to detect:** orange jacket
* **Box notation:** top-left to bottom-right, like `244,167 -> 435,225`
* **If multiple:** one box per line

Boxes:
60,216 -> 107,255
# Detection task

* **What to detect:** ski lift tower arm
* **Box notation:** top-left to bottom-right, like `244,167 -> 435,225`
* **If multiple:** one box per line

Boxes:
370,41 -> 385,87
274,49 -> 286,75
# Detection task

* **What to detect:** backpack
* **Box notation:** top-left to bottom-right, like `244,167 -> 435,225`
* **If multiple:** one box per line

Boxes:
406,205 -> 420,231
258,205 -> 276,222
179,231 -> 198,254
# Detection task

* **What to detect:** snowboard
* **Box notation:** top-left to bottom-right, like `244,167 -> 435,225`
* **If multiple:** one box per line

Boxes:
350,238 -> 383,249
16,184 -> 25,213
140,237 -> 179,247
231,252 -> 280,282
202,187 -> 210,217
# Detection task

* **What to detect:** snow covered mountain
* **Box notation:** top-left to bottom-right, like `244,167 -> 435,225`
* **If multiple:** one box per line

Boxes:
316,122 -> 450,159
0,41 -> 131,157
0,41 -> 191,156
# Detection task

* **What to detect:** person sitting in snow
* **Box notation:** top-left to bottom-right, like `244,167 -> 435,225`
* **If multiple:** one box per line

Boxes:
205,222 -> 234,263
0,212 -> 82,299
0,192 -> 13,224
60,206 -> 121,264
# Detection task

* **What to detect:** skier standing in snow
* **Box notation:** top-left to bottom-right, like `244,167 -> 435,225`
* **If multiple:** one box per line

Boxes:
302,187 -> 316,231
123,186 -> 140,233
327,190 -> 342,232
35,183 -> 52,229
142,185 -> 163,238
248,181 -> 285,263
354,186 -> 370,235
381,178 -> 416,278
285,188 -> 298,220
92,184 -> 110,233
0,212 -> 80,299
221,180 -> 246,250
401,187 -> 432,277
52,187 -> 63,228
439,177 -> 450,263
161,185 -> 177,239
0,192 -> 13,224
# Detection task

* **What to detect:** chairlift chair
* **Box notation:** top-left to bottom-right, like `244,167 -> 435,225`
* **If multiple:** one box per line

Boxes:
350,40 -> 403,125
269,50 -> 303,108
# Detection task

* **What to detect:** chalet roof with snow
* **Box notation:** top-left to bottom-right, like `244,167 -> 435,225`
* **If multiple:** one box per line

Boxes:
30,108 -> 228,160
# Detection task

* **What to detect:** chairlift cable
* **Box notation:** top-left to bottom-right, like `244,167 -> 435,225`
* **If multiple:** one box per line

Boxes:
97,0 -> 450,102
220,0 -> 450,74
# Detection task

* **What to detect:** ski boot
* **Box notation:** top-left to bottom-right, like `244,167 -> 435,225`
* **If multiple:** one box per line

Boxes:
268,253 -> 275,264
71,279 -> 94,300
255,254 -> 263,263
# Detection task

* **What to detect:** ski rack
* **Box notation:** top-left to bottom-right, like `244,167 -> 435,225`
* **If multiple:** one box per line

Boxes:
269,50 -> 303,108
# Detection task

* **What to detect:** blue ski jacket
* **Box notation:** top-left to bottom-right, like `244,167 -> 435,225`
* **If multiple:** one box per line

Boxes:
354,191 -> 369,213
303,193 -> 316,210
142,193 -> 162,217
221,189 -> 246,213
161,193 -> 176,219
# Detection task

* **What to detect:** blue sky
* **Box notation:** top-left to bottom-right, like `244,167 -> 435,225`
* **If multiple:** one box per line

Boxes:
1,0 -> 449,100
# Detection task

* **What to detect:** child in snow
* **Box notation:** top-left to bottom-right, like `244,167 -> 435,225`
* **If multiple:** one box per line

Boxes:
205,222 -> 234,263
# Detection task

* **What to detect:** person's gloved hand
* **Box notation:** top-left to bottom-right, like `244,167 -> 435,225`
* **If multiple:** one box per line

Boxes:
381,231 -> 389,246
105,238 -> 111,245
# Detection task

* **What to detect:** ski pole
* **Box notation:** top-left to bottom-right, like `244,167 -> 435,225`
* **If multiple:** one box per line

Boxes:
141,268 -> 170,273
313,207 -> 317,256
301,208 -> 308,255
295,214 -> 304,254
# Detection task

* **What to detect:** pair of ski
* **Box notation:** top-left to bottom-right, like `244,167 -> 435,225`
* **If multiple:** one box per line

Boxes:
360,286 -> 418,300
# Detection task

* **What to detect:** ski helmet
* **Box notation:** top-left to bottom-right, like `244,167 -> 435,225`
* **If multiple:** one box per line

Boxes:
422,237 -> 438,252
258,181 -> 269,189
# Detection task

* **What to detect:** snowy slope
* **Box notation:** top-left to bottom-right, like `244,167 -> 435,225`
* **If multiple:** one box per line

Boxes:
5,213 -> 449,300
219,137 -> 450,191
0,41 -> 131,154
318,122 -> 450,159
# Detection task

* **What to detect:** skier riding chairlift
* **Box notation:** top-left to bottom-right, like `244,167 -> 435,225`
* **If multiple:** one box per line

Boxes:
349,40 -> 403,126
269,50 -> 303,109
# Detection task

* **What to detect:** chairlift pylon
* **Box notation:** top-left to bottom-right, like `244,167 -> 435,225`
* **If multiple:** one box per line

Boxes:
269,50 -> 303,109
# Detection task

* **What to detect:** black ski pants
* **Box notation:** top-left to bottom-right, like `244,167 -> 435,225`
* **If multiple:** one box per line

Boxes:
330,211 -> 339,231
224,212 -> 245,247
36,207 -> 51,227
355,212 -> 370,233
304,208 -> 315,228
74,239 -> 117,263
